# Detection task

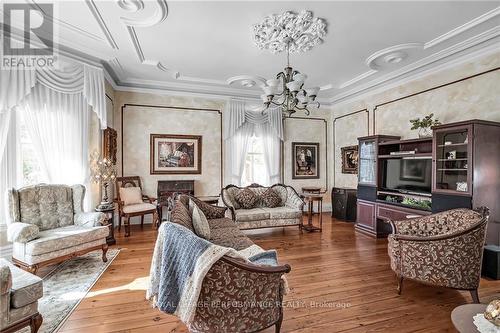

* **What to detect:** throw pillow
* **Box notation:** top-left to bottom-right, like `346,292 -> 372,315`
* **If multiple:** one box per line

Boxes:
119,187 -> 143,206
171,200 -> 194,232
261,188 -> 282,208
234,188 -> 259,209
191,200 -> 211,239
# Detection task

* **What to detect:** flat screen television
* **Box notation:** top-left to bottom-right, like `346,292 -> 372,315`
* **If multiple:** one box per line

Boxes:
381,158 -> 432,195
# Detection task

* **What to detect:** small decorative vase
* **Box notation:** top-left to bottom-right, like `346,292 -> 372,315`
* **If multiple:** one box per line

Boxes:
418,127 -> 432,138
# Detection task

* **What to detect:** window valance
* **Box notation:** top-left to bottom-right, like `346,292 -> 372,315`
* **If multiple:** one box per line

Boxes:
0,63 -> 107,129
223,100 -> 283,141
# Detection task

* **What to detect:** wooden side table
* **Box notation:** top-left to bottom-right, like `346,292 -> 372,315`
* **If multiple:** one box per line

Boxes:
196,195 -> 220,205
95,205 -> 116,245
302,187 -> 325,214
302,194 -> 323,232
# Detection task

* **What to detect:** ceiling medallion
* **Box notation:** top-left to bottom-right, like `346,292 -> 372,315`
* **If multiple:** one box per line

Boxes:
254,10 -> 326,118
253,10 -> 327,54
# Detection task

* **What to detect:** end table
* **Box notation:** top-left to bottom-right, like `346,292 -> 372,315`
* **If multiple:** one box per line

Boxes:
302,194 -> 323,232
95,205 -> 116,245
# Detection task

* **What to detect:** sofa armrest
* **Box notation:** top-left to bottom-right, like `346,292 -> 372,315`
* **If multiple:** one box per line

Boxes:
190,255 -> 289,332
0,263 -> 12,295
74,212 -> 106,227
284,186 -> 304,210
7,222 -> 39,243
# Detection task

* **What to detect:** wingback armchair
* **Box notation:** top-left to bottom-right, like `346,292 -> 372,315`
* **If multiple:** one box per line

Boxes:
7,184 -> 109,274
115,176 -> 159,237
387,207 -> 489,303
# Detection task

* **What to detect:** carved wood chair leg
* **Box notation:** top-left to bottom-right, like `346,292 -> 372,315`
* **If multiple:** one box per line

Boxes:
30,313 -> 43,333
27,264 -> 39,276
102,244 -> 108,263
140,215 -> 144,229
118,216 -> 122,232
125,216 -> 131,237
396,275 -> 403,295
470,289 -> 480,303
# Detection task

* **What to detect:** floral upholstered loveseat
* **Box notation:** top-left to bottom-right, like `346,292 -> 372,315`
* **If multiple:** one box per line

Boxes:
220,184 -> 304,230
388,207 -> 489,303
7,184 -> 109,274
166,195 -> 290,333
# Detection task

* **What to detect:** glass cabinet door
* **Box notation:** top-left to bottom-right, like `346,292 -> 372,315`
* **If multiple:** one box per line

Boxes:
434,126 -> 471,195
359,140 -> 376,185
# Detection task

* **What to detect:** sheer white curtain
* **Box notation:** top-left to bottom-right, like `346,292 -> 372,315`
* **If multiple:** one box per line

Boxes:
19,84 -> 90,187
224,100 -> 283,186
0,112 -> 19,225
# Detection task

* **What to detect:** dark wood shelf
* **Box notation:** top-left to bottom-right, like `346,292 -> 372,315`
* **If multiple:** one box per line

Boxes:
379,153 -> 432,159
378,137 -> 432,146
437,168 -> 468,171
437,143 -> 468,147
437,158 -> 468,161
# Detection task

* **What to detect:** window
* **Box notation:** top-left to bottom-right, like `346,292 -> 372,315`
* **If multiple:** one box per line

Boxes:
241,135 -> 267,186
19,114 -> 45,186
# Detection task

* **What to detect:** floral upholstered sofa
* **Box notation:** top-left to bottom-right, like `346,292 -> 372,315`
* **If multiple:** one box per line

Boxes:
388,207 -> 489,303
220,184 -> 304,230
165,195 -> 290,333
7,184 -> 109,274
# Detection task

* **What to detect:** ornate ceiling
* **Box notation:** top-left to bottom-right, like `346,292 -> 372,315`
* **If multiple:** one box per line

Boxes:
5,1 -> 499,104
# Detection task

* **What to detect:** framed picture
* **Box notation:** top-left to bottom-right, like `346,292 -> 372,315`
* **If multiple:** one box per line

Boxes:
400,159 -> 427,182
150,134 -> 202,174
341,145 -> 358,174
102,127 -> 117,164
292,142 -> 319,179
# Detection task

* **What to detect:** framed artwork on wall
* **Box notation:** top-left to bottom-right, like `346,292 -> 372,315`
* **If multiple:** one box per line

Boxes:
102,127 -> 117,164
150,134 -> 202,174
292,142 -> 319,179
341,145 -> 358,174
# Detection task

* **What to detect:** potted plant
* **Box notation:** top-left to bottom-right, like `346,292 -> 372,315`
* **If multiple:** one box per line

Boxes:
410,113 -> 441,138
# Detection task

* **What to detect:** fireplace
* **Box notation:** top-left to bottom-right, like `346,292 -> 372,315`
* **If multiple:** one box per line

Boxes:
157,180 -> 194,220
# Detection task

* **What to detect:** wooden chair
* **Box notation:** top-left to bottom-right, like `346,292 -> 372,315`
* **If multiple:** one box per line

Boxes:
115,176 -> 159,237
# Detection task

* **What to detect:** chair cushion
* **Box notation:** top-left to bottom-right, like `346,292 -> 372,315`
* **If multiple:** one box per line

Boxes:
261,188 -> 282,208
25,225 -> 109,256
235,208 -> 270,222
122,203 -> 156,214
120,187 -> 143,206
268,207 -> 302,219
17,185 -> 74,231
234,188 -> 259,209
0,259 -> 43,309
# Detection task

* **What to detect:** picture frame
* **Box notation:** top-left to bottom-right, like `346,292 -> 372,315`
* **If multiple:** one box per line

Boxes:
292,142 -> 319,179
341,145 -> 358,174
150,134 -> 202,174
102,127 -> 117,165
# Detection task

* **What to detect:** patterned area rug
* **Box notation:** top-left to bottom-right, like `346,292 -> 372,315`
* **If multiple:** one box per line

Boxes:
21,249 -> 119,333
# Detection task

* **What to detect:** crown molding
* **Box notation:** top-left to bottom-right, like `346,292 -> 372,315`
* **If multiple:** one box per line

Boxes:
85,0 -> 119,50
329,26 -> 499,105
424,6 -> 500,49
330,42 -> 500,109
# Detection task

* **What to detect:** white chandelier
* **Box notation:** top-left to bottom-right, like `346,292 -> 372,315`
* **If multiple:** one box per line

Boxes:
253,10 -> 327,118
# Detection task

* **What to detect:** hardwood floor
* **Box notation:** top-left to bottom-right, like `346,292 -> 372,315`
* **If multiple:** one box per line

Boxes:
59,214 -> 499,333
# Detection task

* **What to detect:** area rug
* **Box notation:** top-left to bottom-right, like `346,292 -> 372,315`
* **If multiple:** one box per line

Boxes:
21,248 -> 120,333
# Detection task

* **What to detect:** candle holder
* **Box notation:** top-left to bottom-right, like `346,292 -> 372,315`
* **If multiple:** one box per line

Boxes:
90,151 -> 117,210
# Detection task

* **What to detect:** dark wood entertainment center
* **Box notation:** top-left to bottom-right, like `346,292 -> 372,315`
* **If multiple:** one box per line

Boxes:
355,119 -> 500,278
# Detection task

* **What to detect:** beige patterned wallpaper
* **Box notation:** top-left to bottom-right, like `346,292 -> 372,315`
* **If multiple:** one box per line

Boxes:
331,50 -> 500,189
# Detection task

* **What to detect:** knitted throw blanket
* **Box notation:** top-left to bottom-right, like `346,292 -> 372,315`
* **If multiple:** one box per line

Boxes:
146,222 -> 276,325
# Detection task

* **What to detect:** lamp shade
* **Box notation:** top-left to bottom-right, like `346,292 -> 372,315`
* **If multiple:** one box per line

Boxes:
263,86 -> 275,96
266,79 -> 280,87
305,87 -> 320,97
286,80 -> 302,92
293,73 -> 307,83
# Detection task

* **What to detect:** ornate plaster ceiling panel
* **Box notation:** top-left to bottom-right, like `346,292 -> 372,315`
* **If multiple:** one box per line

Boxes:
18,1 -> 500,103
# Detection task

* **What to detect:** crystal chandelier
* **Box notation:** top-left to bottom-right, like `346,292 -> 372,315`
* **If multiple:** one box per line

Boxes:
261,43 -> 320,118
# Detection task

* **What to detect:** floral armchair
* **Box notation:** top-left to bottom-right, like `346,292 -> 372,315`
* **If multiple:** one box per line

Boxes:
7,184 -> 109,274
387,207 -> 489,303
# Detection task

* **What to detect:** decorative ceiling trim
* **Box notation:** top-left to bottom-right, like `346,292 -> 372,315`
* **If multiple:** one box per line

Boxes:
365,43 -> 423,70
253,10 -> 327,54
119,0 -> 179,78
28,0 -> 116,50
338,70 -> 378,90
117,0 -> 144,13
227,75 -> 267,88
85,0 -> 119,50
108,58 -> 127,81
330,37 -> 499,106
424,6 -> 500,49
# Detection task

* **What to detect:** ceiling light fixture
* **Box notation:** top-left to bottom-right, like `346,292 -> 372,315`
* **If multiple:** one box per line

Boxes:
253,10 -> 327,118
